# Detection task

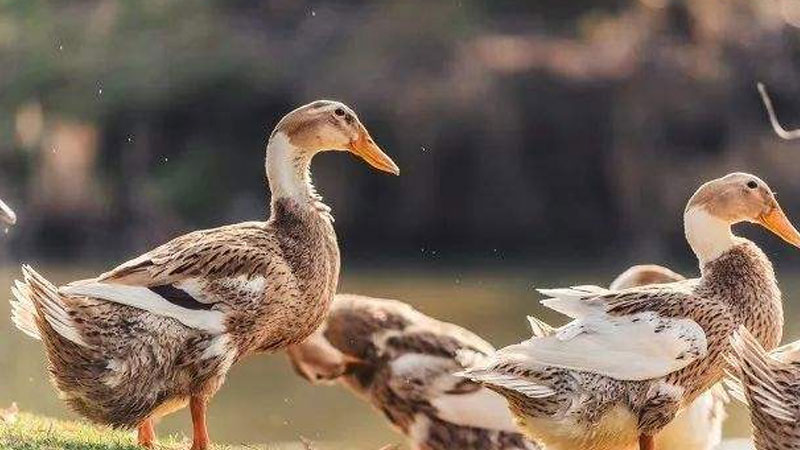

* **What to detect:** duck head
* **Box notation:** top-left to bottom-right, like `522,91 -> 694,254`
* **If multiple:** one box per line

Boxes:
272,100 -> 398,173
609,264 -> 684,290
287,328 -> 350,384
266,100 -> 398,202
684,172 -> 800,264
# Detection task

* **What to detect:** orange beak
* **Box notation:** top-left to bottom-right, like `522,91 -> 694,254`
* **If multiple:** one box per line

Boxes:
758,202 -> 800,248
348,126 -> 399,176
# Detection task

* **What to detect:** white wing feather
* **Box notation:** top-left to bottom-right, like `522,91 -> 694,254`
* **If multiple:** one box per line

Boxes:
430,387 -> 520,433
526,287 -> 708,380
388,353 -> 520,433
500,312 -> 706,381
538,285 -> 609,318
59,282 -> 226,333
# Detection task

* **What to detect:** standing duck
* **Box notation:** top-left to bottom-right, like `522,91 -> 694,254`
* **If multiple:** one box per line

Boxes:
458,172 -> 800,450
725,327 -> 800,450
10,100 -> 399,450
287,294 -> 538,450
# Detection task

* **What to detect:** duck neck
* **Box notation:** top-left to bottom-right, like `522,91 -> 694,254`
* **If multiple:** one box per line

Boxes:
684,206 -> 736,266
266,131 -> 318,212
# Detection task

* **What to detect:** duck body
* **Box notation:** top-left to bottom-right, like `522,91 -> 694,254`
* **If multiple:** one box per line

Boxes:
466,239 -> 781,450
460,173 -> 800,450
288,294 -> 538,450
10,100 -> 399,449
506,264 -> 727,450
14,200 -> 338,427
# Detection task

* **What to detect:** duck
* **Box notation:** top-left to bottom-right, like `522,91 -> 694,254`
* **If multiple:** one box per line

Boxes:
609,264 -> 727,450
457,172 -> 800,450
9,100 -> 399,450
287,293 -> 539,450
725,326 -> 800,450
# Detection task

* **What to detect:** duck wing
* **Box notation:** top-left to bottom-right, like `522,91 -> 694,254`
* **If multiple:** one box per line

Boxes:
726,327 -> 798,423
523,282 -> 709,381
59,222 -> 281,334
383,331 -> 519,433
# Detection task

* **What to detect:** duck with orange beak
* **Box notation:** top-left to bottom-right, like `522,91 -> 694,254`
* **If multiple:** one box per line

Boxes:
458,173 -> 799,450
10,100 -> 398,450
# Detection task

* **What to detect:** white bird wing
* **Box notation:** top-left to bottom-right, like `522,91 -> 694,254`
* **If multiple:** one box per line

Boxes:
524,285 -> 708,381
58,222 -> 283,334
727,327 -> 797,423
429,384 -> 520,433
387,353 -> 520,433
59,281 -> 228,333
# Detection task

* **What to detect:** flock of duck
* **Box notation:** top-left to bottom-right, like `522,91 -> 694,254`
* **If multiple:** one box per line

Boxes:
2,100 -> 800,450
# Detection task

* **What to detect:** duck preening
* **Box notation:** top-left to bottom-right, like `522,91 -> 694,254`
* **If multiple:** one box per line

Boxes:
458,173 -> 799,450
10,100 -> 399,450
287,294 -> 538,450
725,327 -> 800,450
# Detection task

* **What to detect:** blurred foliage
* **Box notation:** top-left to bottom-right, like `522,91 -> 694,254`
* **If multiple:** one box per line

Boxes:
0,0 -> 800,266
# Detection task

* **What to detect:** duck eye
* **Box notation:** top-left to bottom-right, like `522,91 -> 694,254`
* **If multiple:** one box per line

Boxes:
334,108 -> 345,117
747,180 -> 758,189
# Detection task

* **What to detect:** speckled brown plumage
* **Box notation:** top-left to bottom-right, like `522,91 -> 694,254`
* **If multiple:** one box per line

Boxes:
726,328 -> 800,450
9,100 -> 399,449
12,198 -> 338,429
287,294 -> 538,450
463,240 -> 780,450
459,173 -> 796,450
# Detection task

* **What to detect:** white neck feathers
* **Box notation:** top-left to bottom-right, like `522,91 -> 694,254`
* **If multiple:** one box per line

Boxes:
266,132 -> 314,203
684,207 -> 736,265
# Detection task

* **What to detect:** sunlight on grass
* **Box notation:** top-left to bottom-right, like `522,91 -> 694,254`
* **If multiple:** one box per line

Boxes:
0,413 -> 341,450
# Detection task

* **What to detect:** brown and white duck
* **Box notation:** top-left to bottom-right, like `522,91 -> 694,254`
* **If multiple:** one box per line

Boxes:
10,100 -> 399,450
725,326 -> 800,450
287,294 -> 538,450
458,173 -> 799,450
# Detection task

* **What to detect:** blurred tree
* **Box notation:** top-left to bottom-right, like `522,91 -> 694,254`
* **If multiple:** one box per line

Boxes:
0,0 -> 798,265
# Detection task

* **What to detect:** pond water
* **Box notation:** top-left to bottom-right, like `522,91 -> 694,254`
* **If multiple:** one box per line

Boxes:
0,264 -> 796,449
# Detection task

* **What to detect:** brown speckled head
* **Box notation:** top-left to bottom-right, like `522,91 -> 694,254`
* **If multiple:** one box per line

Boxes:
271,100 -> 399,175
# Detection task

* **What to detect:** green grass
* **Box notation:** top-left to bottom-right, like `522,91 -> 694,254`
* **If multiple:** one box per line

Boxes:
0,414 -> 325,450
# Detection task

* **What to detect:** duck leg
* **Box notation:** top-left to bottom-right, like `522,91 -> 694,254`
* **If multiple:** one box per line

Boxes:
190,396 -> 210,450
639,435 -> 655,450
137,418 -> 156,448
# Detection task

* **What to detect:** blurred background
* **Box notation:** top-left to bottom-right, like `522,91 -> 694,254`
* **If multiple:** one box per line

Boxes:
1,0 -> 800,448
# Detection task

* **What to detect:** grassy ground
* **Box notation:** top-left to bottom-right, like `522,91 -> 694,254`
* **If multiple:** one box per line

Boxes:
0,413 -> 331,450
